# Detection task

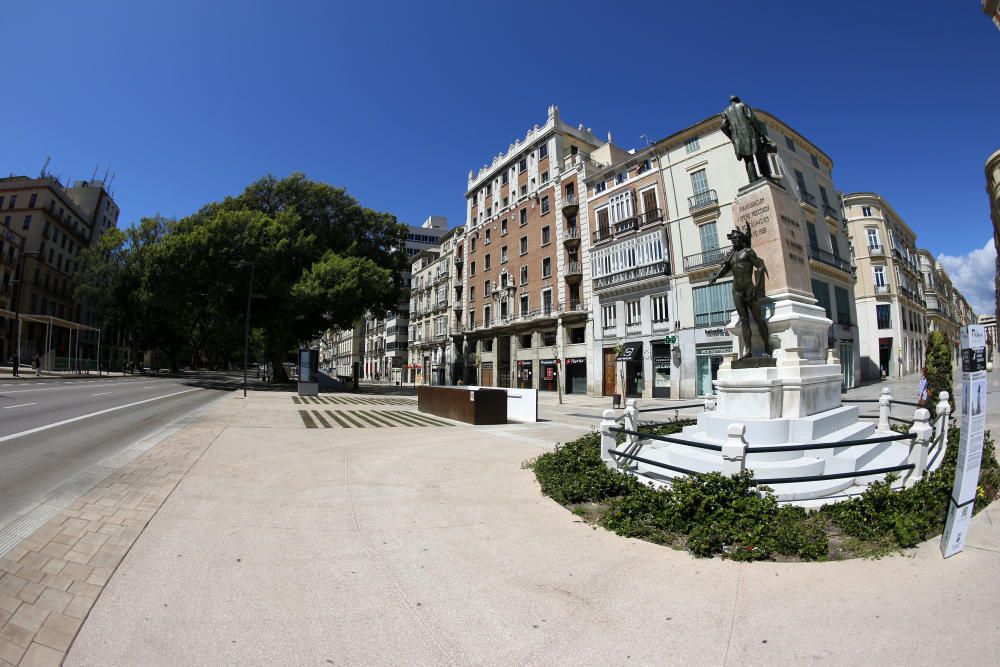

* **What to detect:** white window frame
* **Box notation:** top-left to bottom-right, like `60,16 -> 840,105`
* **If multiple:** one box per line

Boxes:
602,304 -> 617,329
626,300 -> 641,325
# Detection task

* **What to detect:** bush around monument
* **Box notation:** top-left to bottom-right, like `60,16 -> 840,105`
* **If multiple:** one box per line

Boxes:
526,422 -> 1000,561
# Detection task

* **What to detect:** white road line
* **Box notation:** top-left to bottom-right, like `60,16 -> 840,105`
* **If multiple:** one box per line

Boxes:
91,392 -> 111,396
2,403 -> 36,410
0,389 -> 200,443
0,380 -> 156,395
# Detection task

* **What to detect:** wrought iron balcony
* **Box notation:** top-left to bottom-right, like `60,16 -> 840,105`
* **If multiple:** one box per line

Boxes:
683,245 -> 732,272
688,189 -> 718,211
808,246 -> 852,274
638,207 -> 664,226
823,204 -> 839,219
868,244 -> 884,256
565,261 -> 582,278
593,228 -> 614,245
562,226 -> 580,245
799,189 -> 817,207
561,194 -> 579,213
613,217 -> 637,235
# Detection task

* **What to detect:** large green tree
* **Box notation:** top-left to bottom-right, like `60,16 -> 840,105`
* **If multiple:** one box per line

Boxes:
165,174 -> 408,380
76,174 -> 407,379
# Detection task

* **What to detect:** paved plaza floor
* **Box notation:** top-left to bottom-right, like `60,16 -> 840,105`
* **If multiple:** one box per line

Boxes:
0,370 -> 997,665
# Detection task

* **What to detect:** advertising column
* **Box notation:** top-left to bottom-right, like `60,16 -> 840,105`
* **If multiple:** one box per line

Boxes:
941,324 -> 988,558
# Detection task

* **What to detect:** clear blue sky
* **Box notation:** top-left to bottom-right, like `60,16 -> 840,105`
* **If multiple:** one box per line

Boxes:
6,1 -> 998,308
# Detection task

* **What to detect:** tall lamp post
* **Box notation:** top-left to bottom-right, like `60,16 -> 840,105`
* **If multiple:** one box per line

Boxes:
11,250 -> 41,377
236,261 -> 256,398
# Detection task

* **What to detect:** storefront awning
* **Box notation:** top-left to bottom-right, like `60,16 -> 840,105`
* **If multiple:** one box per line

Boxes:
616,342 -> 643,362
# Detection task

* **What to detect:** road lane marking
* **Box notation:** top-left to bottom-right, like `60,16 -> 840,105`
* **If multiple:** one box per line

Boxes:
0,389 -> 200,443
2,403 -> 36,409
0,380 -> 160,395
91,392 -> 111,396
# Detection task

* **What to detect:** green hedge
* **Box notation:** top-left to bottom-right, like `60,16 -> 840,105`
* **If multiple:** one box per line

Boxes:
527,422 -> 999,561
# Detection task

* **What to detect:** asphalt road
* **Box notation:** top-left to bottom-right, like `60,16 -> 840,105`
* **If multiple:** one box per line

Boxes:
0,373 -> 237,535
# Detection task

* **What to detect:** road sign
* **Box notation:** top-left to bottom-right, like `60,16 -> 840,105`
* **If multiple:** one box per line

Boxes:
941,325 -> 988,558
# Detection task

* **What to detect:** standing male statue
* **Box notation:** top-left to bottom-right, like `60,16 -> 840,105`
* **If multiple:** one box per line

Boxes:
721,95 -> 778,183
709,223 -> 772,359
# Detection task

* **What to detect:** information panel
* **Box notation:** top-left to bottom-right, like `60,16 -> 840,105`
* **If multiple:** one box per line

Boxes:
941,325 -> 988,558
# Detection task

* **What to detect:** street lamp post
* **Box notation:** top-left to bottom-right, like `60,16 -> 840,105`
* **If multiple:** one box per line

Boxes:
11,250 -> 41,377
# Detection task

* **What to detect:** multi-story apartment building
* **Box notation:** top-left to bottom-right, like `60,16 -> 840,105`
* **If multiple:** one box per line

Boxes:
459,106 -> 601,393
917,249 -> 960,344
0,175 -> 119,366
329,216 -> 447,384
987,147 -> 1000,323
844,193 -> 927,380
406,226 -> 464,385
0,226 -> 26,359
588,110 -> 860,400
331,325 -> 363,379
585,143 -> 672,398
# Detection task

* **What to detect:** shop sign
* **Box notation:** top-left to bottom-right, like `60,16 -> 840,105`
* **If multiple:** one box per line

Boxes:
540,359 -> 557,380
564,357 -> 586,366
696,343 -> 732,356
696,327 -> 731,344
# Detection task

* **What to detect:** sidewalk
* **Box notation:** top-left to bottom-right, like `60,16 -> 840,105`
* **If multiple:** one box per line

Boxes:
0,390 -> 996,665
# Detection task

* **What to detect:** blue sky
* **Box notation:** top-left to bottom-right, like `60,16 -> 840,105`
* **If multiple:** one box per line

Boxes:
6,1 -> 999,310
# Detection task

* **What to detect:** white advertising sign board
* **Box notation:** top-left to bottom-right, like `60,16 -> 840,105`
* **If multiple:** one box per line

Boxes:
941,325 -> 988,558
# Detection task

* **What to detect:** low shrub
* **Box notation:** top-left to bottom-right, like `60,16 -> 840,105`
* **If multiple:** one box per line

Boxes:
530,421 -> 1000,561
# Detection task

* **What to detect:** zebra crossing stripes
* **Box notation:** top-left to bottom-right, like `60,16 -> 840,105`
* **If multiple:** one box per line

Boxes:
292,395 -> 415,406
297,408 -> 453,428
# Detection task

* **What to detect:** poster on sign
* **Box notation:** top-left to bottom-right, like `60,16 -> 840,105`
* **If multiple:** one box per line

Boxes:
941,325 -> 988,558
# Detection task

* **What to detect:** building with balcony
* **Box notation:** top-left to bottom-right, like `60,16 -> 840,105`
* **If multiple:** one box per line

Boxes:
585,144 -> 673,398
844,193 -> 926,380
651,111 -> 859,398
987,147 -> 1000,323
331,324 -> 363,379
0,175 -> 120,367
358,216 -> 447,383
459,106 -> 600,394
917,249 -> 960,346
407,226 -> 463,385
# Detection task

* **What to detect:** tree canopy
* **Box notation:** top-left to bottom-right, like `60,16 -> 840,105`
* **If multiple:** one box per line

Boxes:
75,174 -> 408,379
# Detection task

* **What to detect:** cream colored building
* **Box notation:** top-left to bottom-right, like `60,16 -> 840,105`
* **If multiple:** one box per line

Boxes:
844,193 -> 926,380
917,249 -> 959,345
407,226 -> 463,385
650,111 -> 860,398
987,148 -> 1000,323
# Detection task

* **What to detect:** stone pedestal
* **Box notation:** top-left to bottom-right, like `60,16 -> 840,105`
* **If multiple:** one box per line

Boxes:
715,178 -> 842,420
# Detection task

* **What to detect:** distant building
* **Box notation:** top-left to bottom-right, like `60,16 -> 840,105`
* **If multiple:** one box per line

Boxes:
406,226 -> 464,385
844,193 -> 926,380
0,175 -> 120,367
987,148 -> 1000,324
983,0 -> 1000,30
326,216 -> 447,384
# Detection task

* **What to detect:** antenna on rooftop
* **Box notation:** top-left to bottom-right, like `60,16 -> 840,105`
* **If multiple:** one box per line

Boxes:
102,166 -> 110,183
39,156 -> 51,178
640,135 -> 651,147
91,164 -> 99,183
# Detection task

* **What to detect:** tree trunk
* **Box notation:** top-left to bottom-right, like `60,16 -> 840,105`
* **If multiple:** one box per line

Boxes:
270,351 -> 289,383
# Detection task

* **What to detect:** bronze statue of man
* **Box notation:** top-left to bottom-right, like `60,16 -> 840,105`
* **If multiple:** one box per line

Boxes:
709,224 -> 772,359
721,95 -> 777,183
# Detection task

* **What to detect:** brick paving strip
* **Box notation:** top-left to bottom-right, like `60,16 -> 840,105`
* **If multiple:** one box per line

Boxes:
0,422 -> 225,666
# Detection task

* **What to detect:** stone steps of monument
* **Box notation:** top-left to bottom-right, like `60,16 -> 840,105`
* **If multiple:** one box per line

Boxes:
761,443 -> 911,504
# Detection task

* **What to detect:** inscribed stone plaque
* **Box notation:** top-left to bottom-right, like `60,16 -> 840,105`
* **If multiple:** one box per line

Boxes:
733,180 -> 812,299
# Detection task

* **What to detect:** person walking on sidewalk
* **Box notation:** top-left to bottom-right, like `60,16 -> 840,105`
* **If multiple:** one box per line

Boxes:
917,366 -> 929,408
34,354 -> 41,377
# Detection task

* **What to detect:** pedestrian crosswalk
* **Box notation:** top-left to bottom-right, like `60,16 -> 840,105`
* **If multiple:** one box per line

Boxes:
298,409 -> 453,428
292,395 -> 416,406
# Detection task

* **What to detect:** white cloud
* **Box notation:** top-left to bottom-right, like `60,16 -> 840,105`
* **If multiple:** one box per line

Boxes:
937,238 -> 997,316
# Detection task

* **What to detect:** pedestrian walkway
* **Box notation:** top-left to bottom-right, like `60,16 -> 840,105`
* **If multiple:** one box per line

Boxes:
0,388 -> 996,665
292,395 -> 415,406
299,408 -> 454,429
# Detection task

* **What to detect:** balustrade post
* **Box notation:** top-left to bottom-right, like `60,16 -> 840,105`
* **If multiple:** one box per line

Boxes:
600,409 -> 618,466
934,391 -> 952,452
704,396 -> 717,412
906,408 -> 932,485
877,387 -> 892,433
624,399 -> 639,453
722,423 -> 748,475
